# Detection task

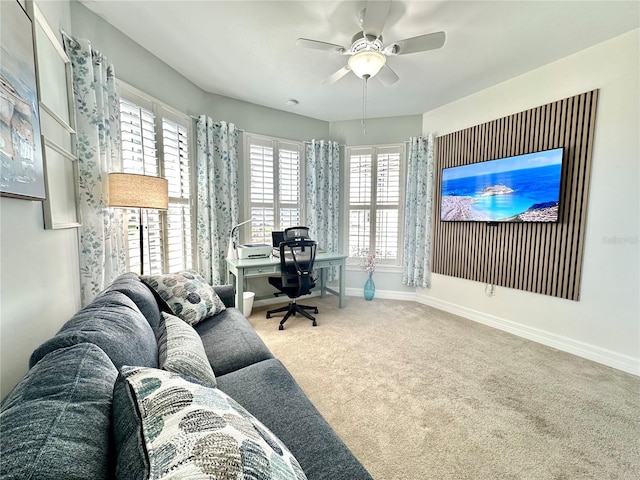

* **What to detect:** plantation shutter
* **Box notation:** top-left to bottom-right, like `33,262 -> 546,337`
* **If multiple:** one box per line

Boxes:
162,112 -> 192,273
247,135 -> 303,244
347,145 -> 404,264
119,97 -> 163,274
118,85 -> 193,274
278,142 -> 301,230
348,149 -> 372,257
249,137 -> 275,244
376,147 -> 401,260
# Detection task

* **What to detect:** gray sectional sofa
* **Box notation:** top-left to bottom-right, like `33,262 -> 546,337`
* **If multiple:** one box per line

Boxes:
0,272 -> 372,480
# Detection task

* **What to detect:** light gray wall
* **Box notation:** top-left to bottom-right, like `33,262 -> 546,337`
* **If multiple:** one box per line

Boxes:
0,0 -> 80,399
330,114 -> 422,146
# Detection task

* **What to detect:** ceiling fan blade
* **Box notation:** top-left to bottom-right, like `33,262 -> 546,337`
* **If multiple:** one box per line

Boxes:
376,64 -> 399,87
323,66 -> 351,85
387,31 -> 446,55
363,0 -> 391,38
296,38 -> 346,54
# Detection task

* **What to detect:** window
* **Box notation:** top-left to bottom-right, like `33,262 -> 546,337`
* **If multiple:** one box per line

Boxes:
118,84 -> 192,275
246,134 -> 303,244
347,145 -> 404,265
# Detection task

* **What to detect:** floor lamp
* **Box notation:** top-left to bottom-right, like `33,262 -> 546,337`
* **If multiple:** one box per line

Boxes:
108,172 -> 169,275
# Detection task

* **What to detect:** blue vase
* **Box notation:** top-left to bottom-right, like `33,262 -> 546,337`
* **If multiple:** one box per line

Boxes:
364,275 -> 375,301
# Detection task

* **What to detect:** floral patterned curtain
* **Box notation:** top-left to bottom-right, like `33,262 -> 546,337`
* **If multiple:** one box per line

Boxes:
305,139 -> 340,281
63,34 -> 125,305
196,116 -> 239,285
402,134 -> 435,288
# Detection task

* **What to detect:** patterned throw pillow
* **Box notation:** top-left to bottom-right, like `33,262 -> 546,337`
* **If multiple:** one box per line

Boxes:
141,269 -> 225,326
116,366 -> 307,480
158,312 -> 216,387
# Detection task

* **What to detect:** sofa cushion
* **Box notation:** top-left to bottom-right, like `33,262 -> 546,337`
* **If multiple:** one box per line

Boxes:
141,269 -> 226,326
217,359 -> 373,480
0,343 -> 118,480
158,312 -> 217,386
213,284 -> 236,308
105,272 -> 163,334
113,366 -> 307,480
29,290 -> 158,369
194,308 -> 273,376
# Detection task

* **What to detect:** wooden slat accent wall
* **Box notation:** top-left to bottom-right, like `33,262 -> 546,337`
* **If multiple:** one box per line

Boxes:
432,90 -> 598,301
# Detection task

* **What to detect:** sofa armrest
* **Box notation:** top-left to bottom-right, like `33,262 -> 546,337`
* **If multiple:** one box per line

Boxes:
213,285 -> 235,308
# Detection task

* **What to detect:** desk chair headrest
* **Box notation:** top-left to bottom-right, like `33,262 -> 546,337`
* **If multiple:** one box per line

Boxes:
284,226 -> 311,242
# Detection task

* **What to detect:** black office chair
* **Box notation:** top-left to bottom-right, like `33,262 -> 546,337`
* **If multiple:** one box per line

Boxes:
266,238 -> 318,330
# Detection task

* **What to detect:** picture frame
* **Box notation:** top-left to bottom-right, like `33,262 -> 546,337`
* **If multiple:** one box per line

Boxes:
0,0 -> 46,200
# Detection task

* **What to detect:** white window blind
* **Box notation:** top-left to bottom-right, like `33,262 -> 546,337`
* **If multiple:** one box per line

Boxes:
119,97 -> 162,275
278,143 -> 301,230
162,117 -> 192,273
118,84 -> 193,275
247,135 -> 303,244
347,145 -> 404,264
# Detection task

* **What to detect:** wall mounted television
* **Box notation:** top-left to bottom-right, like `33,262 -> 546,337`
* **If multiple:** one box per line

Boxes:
440,147 -> 564,223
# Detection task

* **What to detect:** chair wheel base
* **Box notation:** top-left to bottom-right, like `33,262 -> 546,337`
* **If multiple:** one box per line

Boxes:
268,302 -> 318,331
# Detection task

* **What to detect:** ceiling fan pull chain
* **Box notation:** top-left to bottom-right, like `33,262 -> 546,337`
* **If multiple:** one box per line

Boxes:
362,75 -> 369,135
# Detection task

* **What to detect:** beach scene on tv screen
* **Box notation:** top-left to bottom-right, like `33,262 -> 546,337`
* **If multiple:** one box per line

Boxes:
440,148 -> 563,222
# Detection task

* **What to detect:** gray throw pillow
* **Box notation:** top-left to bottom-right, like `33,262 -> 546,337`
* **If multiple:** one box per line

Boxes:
113,366 -> 307,480
141,269 -> 225,326
158,312 -> 216,386
1,343 -> 118,479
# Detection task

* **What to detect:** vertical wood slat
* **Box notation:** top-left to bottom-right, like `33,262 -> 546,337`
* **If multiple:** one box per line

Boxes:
432,90 -> 598,301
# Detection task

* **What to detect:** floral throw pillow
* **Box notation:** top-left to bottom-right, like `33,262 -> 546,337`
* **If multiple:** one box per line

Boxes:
141,270 -> 225,326
116,366 -> 307,480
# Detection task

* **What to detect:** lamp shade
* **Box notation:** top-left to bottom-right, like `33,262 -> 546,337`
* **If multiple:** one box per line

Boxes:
108,173 -> 168,210
348,50 -> 386,79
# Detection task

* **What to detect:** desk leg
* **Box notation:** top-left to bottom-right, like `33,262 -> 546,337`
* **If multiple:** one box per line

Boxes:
236,271 -> 244,314
320,268 -> 327,298
339,260 -> 345,308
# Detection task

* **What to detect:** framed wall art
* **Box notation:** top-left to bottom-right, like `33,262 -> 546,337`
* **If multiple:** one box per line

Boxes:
0,0 -> 46,200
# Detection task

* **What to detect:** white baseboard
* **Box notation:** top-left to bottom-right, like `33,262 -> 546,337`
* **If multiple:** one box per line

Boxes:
415,294 -> 640,377
345,287 -> 416,301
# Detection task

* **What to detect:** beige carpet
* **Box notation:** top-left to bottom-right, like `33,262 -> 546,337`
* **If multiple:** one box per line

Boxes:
247,296 -> 640,480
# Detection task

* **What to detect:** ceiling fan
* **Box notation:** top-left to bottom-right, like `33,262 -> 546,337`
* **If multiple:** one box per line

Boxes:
296,0 -> 446,86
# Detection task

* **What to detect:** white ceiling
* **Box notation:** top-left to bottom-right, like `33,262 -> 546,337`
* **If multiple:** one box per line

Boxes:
80,0 -> 639,122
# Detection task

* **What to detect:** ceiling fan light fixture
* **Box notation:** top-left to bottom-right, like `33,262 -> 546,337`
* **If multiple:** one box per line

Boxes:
348,50 -> 386,79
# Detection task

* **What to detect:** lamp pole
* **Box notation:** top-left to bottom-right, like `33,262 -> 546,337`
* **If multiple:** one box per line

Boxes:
139,207 -> 144,275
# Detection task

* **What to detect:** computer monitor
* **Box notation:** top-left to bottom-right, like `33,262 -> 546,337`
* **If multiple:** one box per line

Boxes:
271,231 -> 285,248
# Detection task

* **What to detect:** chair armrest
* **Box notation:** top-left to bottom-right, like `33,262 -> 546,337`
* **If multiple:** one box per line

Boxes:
213,284 -> 235,308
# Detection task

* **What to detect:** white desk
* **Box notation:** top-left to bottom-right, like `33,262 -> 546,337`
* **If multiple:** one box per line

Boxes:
226,252 -> 347,313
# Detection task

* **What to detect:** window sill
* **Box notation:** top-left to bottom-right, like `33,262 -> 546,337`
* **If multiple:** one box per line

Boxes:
346,264 -> 403,275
